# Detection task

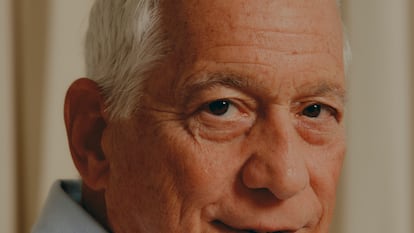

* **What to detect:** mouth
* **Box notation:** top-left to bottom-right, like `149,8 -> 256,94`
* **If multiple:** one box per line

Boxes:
211,220 -> 295,233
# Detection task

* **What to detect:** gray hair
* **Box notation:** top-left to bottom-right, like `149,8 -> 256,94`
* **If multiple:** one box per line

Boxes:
85,0 -> 167,120
85,0 -> 351,120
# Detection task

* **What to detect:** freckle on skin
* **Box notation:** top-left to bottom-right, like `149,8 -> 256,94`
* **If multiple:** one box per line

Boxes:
104,1 -> 345,232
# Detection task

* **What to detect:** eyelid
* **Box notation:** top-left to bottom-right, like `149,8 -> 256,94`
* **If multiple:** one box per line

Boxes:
304,103 -> 337,114
294,95 -> 343,111
199,98 -> 250,119
186,96 -> 256,142
294,101 -> 342,121
321,104 -> 338,116
198,99 -> 233,115
183,86 -> 257,115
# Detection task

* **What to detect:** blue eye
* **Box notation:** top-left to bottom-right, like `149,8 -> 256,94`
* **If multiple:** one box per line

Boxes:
302,104 -> 322,118
207,99 -> 230,116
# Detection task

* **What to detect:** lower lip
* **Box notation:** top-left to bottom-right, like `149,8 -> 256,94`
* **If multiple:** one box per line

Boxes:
211,220 -> 291,233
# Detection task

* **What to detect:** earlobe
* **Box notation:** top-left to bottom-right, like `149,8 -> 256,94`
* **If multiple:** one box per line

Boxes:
64,78 -> 109,191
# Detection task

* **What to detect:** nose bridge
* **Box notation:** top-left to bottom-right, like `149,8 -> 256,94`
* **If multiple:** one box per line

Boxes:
242,108 -> 309,200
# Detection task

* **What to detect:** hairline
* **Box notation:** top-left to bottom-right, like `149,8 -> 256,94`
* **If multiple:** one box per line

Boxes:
86,0 -> 350,120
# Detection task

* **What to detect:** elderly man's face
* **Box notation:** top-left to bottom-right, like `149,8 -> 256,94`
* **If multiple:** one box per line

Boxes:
102,0 -> 345,232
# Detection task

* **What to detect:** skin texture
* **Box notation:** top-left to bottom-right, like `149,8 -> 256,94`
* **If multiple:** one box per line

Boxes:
65,0 -> 346,232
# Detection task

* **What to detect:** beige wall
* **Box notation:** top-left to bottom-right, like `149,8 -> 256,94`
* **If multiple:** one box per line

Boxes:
0,1 -> 93,232
334,0 -> 413,232
1,0 -> 16,232
0,0 -> 412,233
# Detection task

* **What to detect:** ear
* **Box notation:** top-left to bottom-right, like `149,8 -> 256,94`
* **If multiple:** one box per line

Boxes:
64,78 -> 109,191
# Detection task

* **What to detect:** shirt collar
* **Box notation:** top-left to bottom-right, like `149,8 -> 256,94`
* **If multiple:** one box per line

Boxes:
31,180 -> 108,233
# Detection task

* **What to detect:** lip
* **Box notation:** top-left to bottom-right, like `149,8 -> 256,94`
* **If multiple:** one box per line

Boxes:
211,220 -> 296,233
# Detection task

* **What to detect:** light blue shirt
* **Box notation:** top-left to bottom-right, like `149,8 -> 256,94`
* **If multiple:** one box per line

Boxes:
31,180 -> 108,233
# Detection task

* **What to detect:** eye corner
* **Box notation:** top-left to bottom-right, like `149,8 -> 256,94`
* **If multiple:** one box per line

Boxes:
294,101 -> 341,122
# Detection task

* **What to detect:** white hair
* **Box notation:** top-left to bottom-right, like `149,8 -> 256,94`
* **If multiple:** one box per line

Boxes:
85,0 -> 351,120
85,0 -> 167,120
336,0 -> 353,75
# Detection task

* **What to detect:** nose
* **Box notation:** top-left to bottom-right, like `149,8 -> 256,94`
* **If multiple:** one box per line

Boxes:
241,110 -> 309,200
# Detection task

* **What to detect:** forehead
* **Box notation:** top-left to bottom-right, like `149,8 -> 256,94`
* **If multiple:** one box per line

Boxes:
165,0 -> 342,48
159,0 -> 344,99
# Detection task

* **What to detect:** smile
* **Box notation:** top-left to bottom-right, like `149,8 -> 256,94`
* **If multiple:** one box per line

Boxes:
211,220 -> 295,233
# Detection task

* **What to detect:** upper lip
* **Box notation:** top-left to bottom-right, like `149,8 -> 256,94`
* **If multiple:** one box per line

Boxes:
211,220 -> 297,233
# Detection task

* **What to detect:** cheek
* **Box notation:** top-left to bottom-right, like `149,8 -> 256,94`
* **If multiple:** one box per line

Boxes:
103,119 -> 247,231
307,138 -> 346,203
162,130 -> 247,203
103,123 -> 186,231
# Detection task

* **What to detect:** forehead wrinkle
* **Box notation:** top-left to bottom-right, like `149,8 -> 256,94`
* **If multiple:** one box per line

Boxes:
190,0 -> 339,33
197,24 -> 338,59
295,80 -> 347,105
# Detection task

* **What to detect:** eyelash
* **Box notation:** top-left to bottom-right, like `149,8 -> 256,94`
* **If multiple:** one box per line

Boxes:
298,102 -> 340,121
196,100 -> 339,118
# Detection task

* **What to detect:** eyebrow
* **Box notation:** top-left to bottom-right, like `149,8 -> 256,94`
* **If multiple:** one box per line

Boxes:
179,72 -> 252,102
182,72 -> 251,93
296,80 -> 347,103
179,72 -> 346,105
